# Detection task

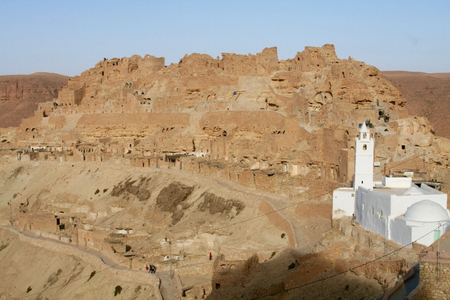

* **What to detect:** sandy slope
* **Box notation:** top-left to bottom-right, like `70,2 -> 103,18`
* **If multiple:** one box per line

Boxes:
0,160 -> 418,299
0,160 -> 294,255
0,227 -> 161,300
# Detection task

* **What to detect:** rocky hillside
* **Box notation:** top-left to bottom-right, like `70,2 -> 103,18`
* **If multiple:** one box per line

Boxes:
383,71 -> 450,139
0,227 -> 160,299
0,73 -> 69,128
0,160 -> 417,299
1,45 -> 448,299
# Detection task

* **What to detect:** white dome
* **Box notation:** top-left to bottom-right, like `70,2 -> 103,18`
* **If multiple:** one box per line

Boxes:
404,200 -> 450,222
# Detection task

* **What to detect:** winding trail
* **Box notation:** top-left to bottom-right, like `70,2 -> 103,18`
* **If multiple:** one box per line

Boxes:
0,225 -> 163,299
1,225 -> 125,269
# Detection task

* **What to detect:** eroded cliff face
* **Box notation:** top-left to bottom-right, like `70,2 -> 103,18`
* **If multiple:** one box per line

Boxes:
1,45 -> 447,299
3,44 -> 446,198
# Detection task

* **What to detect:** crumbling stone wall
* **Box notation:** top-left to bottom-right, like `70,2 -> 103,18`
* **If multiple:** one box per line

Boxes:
254,172 -> 276,192
414,251 -> 450,300
16,212 -> 57,232
335,219 -> 418,261
211,254 -> 259,291
10,43 -> 446,210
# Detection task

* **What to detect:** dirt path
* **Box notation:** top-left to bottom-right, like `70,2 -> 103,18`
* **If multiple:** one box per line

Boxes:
1,225 -> 127,269
0,225 -> 163,298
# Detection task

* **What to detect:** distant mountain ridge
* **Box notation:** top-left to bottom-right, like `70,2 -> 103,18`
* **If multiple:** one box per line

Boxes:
383,71 -> 450,139
0,73 -> 69,128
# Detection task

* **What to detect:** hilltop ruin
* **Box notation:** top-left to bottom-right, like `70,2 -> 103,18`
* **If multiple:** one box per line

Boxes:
2,45 -> 446,198
1,44 -> 449,299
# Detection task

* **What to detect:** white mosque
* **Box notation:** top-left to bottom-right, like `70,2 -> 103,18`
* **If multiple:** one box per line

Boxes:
332,123 -> 450,247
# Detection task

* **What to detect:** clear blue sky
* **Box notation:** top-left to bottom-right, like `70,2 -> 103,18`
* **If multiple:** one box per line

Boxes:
1,0 -> 449,76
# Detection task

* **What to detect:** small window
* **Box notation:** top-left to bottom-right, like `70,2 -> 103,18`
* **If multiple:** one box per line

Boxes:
401,145 -> 406,150
371,207 -> 374,215
363,144 -> 367,150
380,210 -> 383,218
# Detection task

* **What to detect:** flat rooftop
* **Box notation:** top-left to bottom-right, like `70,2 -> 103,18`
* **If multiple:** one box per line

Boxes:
372,187 -> 408,195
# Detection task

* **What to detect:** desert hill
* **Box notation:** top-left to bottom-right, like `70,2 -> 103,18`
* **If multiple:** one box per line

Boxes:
0,73 -> 69,128
0,227 -> 160,299
383,71 -> 450,139
0,160 -> 417,299
1,45 -> 450,299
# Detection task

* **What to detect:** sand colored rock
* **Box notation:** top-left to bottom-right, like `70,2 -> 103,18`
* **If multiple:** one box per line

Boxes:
4,44 -> 447,197
1,45 -> 450,299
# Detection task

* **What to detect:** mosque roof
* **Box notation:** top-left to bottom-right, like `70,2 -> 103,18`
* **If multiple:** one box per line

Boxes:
402,186 -> 424,196
404,200 -> 450,222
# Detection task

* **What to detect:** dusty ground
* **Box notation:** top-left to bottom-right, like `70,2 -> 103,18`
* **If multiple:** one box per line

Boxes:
0,227 -> 160,300
207,223 -> 416,300
0,159 -> 419,299
0,160 -> 293,256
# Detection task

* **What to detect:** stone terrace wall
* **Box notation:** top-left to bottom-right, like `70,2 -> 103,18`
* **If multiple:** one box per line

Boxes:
77,112 -> 190,129
414,251 -> 450,300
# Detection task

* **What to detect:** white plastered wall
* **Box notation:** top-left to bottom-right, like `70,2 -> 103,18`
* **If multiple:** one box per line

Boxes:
410,221 -> 445,247
390,218 -> 412,246
382,176 -> 412,188
355,187 -> 391,239
332,188 -> 355,218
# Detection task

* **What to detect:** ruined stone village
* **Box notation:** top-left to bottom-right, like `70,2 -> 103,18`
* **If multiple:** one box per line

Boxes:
1,44 -> 450,299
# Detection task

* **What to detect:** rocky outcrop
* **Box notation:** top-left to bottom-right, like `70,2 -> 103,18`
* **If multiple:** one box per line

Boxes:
2,45 -> 447,299
7,45 -> 444,194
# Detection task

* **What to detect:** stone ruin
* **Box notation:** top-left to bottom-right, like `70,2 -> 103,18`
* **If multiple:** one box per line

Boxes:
1,44 -> 449,300
2,44 -> 446,200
